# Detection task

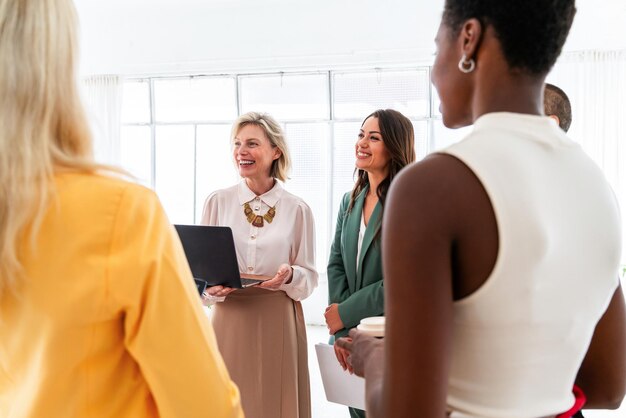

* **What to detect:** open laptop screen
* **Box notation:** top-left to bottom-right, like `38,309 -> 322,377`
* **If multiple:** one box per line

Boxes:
173,224 -> 245,289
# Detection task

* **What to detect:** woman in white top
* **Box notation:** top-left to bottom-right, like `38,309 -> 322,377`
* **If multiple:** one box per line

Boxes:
202,112 -> 318,418
338,1 -> 626,417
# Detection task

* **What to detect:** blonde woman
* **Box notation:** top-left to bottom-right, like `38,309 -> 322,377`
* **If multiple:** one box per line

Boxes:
0,1 -> 242,417
202,112 -> 318,418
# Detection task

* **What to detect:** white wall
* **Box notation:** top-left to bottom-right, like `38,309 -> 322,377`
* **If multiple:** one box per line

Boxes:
564,1 -> 626,52
76,0 -> 439,76
75,0 -> 626,77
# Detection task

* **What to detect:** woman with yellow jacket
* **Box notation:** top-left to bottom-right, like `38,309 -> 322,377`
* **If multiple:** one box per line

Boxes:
0,1 -> 242,417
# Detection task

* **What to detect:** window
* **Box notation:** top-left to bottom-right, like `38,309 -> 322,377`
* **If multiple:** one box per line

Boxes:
154,125 -> 195,225
119,68 -> 463,291
120,125 -> 151,186
333,69 -> 430,119
283,123 -> 331,266
195,124 -> 238,221
240,73 -> 329,121
117,65 -> 626,332
154,77 -> 237,122
121,80 -> 150,124
120,80 -> 151,185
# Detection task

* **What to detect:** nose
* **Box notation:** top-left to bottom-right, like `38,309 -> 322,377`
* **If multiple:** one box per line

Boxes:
357,136 -> 368,148
236,144 -> 247,155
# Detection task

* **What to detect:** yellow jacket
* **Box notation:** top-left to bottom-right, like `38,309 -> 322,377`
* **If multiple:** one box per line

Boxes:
0,172 -> 243,418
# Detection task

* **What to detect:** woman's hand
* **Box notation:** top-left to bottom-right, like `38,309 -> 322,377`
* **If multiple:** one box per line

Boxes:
334,337 -> 354,373
336,329 -> 384,378
205,285 -> 236,298
324,303 -> 344,335
259,264 -> 293,290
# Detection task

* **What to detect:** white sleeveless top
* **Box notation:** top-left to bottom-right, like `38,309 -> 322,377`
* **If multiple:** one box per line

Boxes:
441,113 -> 622,418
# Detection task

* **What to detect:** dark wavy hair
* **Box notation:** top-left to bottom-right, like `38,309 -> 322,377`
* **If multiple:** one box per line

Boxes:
348,109 -> 416,237
442,0 -> 576,75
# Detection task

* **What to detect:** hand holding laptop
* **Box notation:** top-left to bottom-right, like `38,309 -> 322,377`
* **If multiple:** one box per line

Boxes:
258,264 -> 293,290
204,285 -> 237,298
206,264 -> 289,296
203,273 -> 273,302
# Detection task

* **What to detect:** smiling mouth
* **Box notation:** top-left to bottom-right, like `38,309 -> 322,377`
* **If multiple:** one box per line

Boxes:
239,160 -> 255,166
356,152 -> 371,158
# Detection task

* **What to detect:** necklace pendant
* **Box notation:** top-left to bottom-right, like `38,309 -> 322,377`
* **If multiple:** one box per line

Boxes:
243,201 -> 275,228
252,215 -> 264,227
263,206 -> 276,223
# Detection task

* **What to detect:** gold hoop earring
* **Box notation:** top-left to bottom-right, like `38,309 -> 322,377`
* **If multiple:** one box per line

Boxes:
458,54 -> 476,73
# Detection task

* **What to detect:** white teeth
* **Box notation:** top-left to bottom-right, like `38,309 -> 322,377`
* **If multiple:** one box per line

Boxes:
357,152 -> 370,157
239,160 -> 254,165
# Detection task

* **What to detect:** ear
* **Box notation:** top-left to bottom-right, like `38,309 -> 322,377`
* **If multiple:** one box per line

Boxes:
548,114 -> 560,125
459,18 -> 483,60
273,148 -> 282,161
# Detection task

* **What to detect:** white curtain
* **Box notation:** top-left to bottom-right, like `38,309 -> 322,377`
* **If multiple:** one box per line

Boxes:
82,75 -> 124,165
547,50 -> 626,266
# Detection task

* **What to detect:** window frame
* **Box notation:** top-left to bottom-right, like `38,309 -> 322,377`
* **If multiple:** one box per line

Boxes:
120,67 -> 448,272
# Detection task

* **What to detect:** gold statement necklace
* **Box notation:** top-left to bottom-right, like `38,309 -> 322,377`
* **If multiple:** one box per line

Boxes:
244,202 -> 276,227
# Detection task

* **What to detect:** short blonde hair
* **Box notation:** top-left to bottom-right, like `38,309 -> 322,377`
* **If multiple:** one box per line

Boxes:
230,112 -> 291,182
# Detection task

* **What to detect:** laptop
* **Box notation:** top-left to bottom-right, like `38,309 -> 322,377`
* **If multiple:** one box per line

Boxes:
174,224 -> 265,292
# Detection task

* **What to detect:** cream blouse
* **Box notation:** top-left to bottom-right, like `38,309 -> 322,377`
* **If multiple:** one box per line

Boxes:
201,180 -> 318,301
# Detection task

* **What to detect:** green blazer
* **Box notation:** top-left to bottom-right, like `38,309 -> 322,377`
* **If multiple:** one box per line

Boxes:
328,187 -> 384,340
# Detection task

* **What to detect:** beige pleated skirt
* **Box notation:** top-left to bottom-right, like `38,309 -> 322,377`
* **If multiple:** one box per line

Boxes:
212,286 -> 311,418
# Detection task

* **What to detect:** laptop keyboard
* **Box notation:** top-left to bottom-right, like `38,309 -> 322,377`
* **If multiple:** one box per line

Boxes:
241,277 -> 263,287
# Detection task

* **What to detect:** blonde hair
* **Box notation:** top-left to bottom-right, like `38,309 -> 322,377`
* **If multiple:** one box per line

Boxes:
0,0 -> 104,294
231,112 -> 291,182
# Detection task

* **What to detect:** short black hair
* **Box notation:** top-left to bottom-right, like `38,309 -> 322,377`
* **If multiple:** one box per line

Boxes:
544,83 -> 572,132
443,0 -> 576,75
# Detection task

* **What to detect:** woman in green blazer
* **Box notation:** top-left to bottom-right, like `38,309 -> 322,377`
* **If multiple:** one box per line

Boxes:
325,109 -> 416,418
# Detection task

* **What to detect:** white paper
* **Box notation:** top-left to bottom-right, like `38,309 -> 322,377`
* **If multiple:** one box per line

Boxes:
315,343 -> 366,410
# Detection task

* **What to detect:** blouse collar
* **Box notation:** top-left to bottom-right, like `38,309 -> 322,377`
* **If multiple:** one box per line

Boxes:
237,179 -> 284,207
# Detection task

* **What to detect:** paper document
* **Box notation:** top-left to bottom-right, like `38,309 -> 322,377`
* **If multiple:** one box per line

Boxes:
315,343 -> 366,410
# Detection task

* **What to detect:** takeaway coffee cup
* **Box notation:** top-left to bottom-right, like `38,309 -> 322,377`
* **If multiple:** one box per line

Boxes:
356,316 -> 385,338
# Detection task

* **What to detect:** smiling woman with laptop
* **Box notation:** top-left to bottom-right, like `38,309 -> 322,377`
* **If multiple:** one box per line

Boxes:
201,111 -> 318,418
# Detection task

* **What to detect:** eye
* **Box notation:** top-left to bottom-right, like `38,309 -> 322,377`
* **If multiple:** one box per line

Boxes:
357,133 -> 364,139
233,141 -> 241,147
370,136 -> 381,142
